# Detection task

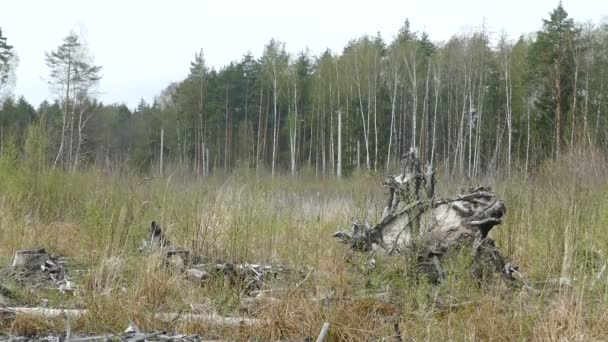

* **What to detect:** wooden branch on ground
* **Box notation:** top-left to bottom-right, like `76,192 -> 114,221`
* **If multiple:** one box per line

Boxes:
2,307 -> 266,327
316,322 -> 331,342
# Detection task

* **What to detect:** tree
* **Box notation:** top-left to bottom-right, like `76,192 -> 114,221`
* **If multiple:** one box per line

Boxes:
72,58 -> 102,171
529,2 -> 576,158
288,51 -> 311,176
187,49 -> 208,175
0,27 -> 13,86
261,39 -> 289,177
46,32 -> 102,170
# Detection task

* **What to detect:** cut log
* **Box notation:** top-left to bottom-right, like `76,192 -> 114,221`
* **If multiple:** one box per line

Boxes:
12,249 -> 51,270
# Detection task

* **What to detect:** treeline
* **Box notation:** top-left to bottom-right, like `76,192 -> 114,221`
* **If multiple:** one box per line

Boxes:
1,3 -> 607,177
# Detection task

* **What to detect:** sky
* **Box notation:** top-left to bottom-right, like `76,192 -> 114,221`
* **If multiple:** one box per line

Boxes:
1,0 -> 606,109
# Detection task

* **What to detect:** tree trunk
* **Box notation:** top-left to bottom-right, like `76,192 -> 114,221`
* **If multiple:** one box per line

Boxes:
271,75 -> 278,177
354,57 -> 371,171
160,127 -> 164,177
555,64 -> 562,159
386,75 -> 398,172
52,58 -> 72,170
290,80 -> 298,176
431,67 -> 439,168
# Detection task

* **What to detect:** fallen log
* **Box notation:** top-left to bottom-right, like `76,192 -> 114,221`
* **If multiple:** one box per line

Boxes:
2,307 -> 266,327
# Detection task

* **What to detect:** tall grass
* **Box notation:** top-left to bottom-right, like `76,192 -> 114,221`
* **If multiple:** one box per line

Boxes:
1,149 -> 608,340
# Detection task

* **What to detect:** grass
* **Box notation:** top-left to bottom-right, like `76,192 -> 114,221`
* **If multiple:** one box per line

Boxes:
1,150 -> 608,340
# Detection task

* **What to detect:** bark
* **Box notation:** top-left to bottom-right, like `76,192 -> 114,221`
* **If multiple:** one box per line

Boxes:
386,67 -> 398,172
337,109 -> 342,178
555,64 -> 562,158
373,55 -> 378,172
271,74 -> 278,177
159,128 -> 164,177
289,78 -> 298,176
526,96 -> 531,176
505,50 -> 513,177
404,49 -> 418,149
430,66 -> 439,168
52,58 -> 72,170
354,55 -> 371,171
256,85 -> 263,169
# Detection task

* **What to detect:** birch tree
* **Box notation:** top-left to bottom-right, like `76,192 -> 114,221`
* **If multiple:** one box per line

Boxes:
46,32 -> 101,171
261,39 -> 289,177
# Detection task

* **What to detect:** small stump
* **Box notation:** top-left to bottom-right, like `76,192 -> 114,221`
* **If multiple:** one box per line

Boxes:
12,249 -> 50,270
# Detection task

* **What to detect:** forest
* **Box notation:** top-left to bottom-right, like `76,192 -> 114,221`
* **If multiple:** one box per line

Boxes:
1,3 -> 606,178
2,3 -> 608,341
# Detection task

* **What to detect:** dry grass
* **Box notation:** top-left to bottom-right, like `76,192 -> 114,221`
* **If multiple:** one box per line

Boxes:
1,150 -> 608,340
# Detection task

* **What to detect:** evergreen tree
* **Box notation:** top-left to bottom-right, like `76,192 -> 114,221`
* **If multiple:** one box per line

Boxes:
0,27 -> 13,86
529,2 -> 577,157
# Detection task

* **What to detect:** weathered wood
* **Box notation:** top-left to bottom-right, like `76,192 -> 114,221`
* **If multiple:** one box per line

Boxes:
3,307 -> 266,327
186,268 -> 209,283
165,249 -> 191,270
149,221 -> 171,248
12,249 -> 50,269
126,331 -> 162,342
316,322 -> 331,342
334,148 -> 521,284
65,334 -> 116,342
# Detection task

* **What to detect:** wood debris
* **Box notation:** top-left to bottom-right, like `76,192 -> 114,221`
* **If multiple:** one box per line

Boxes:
334,148 -> 523,284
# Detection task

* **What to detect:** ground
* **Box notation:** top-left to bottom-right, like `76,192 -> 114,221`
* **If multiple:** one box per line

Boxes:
1,152 -> 608,341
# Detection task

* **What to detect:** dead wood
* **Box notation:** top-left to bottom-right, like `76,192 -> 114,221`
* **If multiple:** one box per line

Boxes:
12,249 -> 50,269
316,322 -> 331,342
140,221 -> 292,295
334,148 -> 522,285
2,307 -> 266,327
1,249 -> 74,292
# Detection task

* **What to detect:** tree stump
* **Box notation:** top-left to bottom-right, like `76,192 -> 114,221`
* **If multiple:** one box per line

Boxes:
12,249 -> 50,270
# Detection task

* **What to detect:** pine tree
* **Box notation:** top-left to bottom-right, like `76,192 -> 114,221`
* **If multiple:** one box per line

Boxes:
529,2 -> 577,158
0,27 -> 14,86
46,32 -> 101,170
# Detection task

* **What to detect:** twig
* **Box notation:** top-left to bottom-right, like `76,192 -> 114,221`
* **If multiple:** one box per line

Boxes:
296,268 -> 314,288
316,322 -> 331,342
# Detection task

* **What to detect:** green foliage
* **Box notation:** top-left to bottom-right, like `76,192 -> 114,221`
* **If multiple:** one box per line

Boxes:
0,27 -> 13,86
528,3 -> 578,153
1,152 -> 608,339
1,3 -> 607,177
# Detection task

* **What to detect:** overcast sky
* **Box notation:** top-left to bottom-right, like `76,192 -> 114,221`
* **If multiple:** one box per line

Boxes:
1,0 -> 606,108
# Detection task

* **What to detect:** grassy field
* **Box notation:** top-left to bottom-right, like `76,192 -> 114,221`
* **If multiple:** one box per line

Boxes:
1,151 -> 608,341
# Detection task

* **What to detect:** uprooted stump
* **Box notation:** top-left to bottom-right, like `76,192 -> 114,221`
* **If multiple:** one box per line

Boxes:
334,148 -> 524,285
